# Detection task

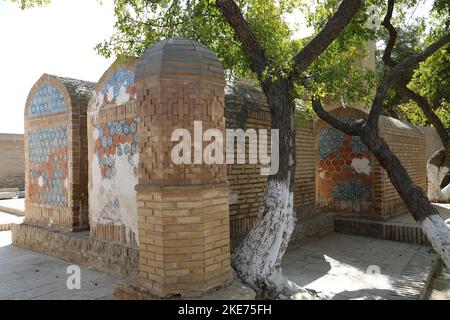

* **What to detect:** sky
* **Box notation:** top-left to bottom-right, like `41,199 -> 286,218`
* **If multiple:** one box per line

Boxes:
0,0 -> 115,134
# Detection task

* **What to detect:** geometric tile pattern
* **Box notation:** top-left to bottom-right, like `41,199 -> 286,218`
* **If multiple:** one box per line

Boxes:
349,135 -> 368,153
332,180 -> 370,201
95,69 -> 135,110
93,118 -> 138,179
318,117 -> 367,160
28,84 -> 66,117
28,126 -> 68,207
318,125 -> 346,160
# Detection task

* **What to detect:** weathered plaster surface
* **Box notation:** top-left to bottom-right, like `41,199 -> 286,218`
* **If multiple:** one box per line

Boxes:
88,68 -> 138,243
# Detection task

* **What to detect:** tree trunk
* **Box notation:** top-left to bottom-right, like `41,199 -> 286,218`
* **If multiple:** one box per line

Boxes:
231,80 -> 308,299
427,149 -> 450,202
360,126 -> 450,268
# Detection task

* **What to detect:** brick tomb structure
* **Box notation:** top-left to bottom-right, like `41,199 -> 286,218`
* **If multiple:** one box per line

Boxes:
11,39 -> 329,289
16,74 -> 94,232
12,38 -> 430,298
126,38 -> 232,297
85,65 -> 322,253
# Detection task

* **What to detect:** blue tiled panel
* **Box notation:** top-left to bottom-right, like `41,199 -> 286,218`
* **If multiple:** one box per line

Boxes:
28,84 -> 66,117
332,180 -> 370,202
318,125 -> 346,160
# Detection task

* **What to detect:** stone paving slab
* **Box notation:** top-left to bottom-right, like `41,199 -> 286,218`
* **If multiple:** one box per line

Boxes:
429,269 -> 450,300
0,198 -> 24,216
0,231 -> 442,300
282,233 -> 438,300
0,231 -> 119,300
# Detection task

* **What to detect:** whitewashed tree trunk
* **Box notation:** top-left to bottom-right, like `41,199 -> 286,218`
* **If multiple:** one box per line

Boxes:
422,214 -> 450,268
360,128 -> 450,270
427,149 -> 450,202
427,163 -> 449,202
231,80 -> 318,299
232,181 -> 300,298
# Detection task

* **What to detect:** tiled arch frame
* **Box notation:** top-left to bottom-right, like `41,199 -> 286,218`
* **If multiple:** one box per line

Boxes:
87,58 -> 139,246
315,107 -> 377,217
24,74 -> 93,232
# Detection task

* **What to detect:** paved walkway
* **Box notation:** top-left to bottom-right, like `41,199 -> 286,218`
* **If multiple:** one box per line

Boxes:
0,231 -> 444,300
429,269 -> 450,300
0,212 -> 24,225
0,231 -> 119,300
283,233 -> 438,300
0,198 -> 24,211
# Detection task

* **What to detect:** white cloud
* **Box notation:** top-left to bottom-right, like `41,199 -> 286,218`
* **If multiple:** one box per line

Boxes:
0,0 -> 115,133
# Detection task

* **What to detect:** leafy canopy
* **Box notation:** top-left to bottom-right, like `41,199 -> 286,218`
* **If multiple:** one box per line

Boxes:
12,0 -> 448,119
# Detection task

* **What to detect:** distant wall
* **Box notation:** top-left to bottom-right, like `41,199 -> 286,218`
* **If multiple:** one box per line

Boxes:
0,134 -> 24,190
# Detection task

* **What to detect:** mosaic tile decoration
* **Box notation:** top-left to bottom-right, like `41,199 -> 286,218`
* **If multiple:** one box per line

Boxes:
93,118 -> 138,179
332,180 -> 371,201
318,117 -> 371,202
318,117 -> 368,160
93,69 -> 136,110
28,126 -> 68,207
28,84 -> 66,117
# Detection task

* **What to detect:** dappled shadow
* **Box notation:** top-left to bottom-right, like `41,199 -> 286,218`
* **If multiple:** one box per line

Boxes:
281,233 -> 427,300
330,288 -> 399,300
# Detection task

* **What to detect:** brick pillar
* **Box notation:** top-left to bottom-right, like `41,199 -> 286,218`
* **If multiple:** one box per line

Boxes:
135,38 -> 232,297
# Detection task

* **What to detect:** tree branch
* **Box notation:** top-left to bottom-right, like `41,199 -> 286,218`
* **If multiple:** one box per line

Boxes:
312,97 -> 364,135
367,33 -> 450,127
381,0 -> 398,67
215,0 -> 271,79
378,0 -> 449,148
398,83 -> 450,150
290,0 -> 362,77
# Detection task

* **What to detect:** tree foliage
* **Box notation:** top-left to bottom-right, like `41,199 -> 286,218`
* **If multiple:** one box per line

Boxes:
92,0 -> 385,114
9,0 -> 49,9
374,0 -> 450,126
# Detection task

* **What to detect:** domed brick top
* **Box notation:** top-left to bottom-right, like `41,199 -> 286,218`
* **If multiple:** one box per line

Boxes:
136,37 -> 224,84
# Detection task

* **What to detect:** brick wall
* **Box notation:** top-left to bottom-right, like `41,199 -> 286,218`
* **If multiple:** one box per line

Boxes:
375,116 -> 427,219
225,80 -> 317,249
0,134 -> 24,190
